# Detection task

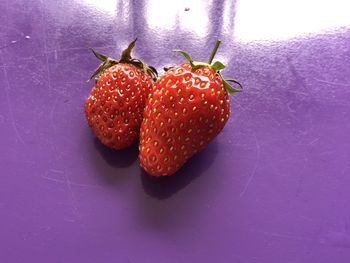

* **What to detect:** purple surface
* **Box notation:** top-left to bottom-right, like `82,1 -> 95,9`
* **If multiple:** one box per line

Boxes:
1,0 -> 350,262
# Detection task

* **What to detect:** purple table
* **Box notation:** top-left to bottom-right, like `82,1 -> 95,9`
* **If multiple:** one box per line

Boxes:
1,0 -> 350,262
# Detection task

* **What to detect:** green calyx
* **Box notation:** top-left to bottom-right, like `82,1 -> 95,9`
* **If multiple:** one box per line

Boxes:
173,40 -> 242,93
89,38 -> 158,82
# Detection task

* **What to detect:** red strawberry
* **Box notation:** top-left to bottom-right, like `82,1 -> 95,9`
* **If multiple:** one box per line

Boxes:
85,39 -> 157,149
139,40 -> 242,176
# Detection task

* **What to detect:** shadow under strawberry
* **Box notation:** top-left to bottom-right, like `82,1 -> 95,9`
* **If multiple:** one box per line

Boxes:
140,140 -> 218,200
93,138 -> 138,168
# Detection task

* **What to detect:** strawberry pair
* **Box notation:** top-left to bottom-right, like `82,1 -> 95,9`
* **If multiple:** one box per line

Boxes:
85,39 -> 241,176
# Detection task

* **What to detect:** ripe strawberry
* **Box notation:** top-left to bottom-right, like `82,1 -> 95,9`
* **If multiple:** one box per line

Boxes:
139,40 -> 242,176
85,39 -> 157,149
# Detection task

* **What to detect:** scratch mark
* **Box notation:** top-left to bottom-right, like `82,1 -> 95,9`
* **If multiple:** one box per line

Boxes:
286,101 -> 296,113
276,211 -> 314,223
64,218 -> 76,222
0,28 -> 30,50
64,174 -> 79,213
314,78 -> 350,87
1,44 -> 115,62
42,168 -> 82,214
239,133 -> 261,198
49,168 -> 64,174
41,175 -> 64,184
41,172 -> 101,189
47,46 -> 99,53
258,113 -> 281,128
298,214 -> 313,222
0,60 -> 25,144
287,57 -> 307,89
39,226 -> 52,232
50,97 -> 58,132
0,40 -> 18,50
0,24 -> 25,37
69,181 -> 102,188
40,0 -> 52,95
235,99 -> 247,112
309,137 -> 320,145
54,49 -> 58,60
319,150 -> 334,156
288,90 -> 308,96
45,44 -> 116,55
258,230 -> 313,241
296,153 -> 308,196
65,81 -> 86,84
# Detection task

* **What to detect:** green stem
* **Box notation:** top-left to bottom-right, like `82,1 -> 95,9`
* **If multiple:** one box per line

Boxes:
208,40 -> 221,64
120,38 -> 137,62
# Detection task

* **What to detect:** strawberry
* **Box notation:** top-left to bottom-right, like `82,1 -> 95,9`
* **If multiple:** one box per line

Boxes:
85,39 -> 157,149
139,40 -> 242,176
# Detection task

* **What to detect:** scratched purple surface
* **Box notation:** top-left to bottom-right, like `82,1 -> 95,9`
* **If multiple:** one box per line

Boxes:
1,0 -> 350,262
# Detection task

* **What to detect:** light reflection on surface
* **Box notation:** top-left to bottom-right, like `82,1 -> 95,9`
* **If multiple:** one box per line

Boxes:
234,0 -> 350,42
81,0 -> 117,14
146,0 -> 211,36
222,0 -> 235,34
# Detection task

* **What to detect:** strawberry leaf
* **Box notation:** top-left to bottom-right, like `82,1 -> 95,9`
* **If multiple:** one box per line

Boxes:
89,62 -> 106,81
192,61 -> 210,68
120,38 -> 137,62
89,57 -> 118,81
211,61 -> 225,71
226,79 -> 243,89
91,48 -> 108,62
173,49 -> 195,68
129,58 -> 158,81
222,78 -> 243,93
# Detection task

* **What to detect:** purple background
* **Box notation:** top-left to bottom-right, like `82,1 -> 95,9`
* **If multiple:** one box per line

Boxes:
1,0 -> 350,262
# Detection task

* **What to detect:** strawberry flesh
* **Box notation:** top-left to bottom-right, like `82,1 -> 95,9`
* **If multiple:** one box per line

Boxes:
139,63 -> 230,176
85,63 -> 154,149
